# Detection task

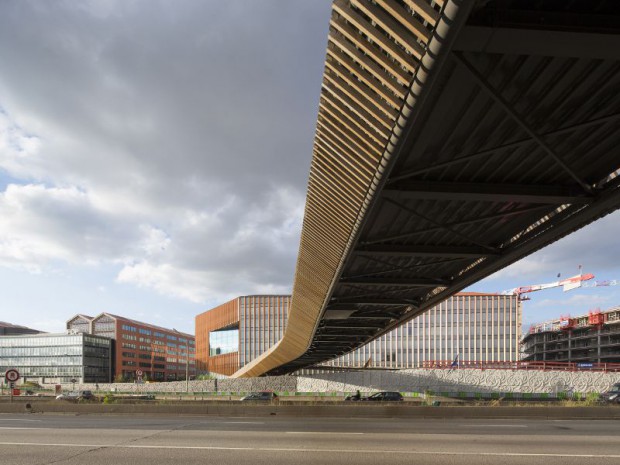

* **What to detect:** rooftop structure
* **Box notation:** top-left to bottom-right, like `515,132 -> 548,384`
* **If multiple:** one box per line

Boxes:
0,321 -> 43,336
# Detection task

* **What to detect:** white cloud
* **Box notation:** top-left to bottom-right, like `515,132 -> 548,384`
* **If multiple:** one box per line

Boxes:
0,110 -> 42,180
0,1 -> 329,308
479,211 -> 620,285
532,293 -> 611,309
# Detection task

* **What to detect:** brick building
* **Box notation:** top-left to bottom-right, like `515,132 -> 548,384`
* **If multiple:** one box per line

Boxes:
67,313 -> 195,381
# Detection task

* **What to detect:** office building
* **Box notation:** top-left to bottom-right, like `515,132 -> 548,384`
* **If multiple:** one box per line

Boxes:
522,306 -> 620,363
195,293 -> 520,376
195,295 -> 290,376
326,293 -> 521,369
0,332 -> 112,384
67,313 -> 196,382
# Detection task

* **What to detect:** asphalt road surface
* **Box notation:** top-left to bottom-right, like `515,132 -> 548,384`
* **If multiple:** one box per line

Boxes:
0,413 -> 618,465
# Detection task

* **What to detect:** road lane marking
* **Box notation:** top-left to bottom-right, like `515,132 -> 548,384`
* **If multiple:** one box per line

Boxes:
0,419 -> 42,422
458,424 -> 528,428
222,422 -> 266,424
0,442 -> 618,459
286,432 -> 364,435
0,427 -> 51,430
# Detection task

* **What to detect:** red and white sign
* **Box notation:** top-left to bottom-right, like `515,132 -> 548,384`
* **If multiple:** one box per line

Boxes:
5,369 -> 20,383
136,370 -> 143,376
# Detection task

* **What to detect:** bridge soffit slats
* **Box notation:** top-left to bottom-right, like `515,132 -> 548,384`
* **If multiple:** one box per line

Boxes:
234,0 -> 620,377
233,0 -> 441,378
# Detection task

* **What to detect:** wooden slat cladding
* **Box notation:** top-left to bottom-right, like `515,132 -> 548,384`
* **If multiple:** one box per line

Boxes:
195,299 -> 239,374
206,352 -> 239,377
233,0 -> 442,378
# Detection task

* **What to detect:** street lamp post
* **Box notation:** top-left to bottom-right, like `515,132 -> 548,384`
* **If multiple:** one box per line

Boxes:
174,329 -> 190,393
185,350 -> 189,393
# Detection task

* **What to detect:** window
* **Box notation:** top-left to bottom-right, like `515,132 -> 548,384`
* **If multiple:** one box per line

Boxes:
209,326 -> 239,356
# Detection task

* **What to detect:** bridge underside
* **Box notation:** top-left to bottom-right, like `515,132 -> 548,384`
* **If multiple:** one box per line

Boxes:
234,0 -> 620,377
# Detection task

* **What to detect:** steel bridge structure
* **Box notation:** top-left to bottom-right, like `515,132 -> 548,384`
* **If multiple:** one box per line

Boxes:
234,0 -> 620,377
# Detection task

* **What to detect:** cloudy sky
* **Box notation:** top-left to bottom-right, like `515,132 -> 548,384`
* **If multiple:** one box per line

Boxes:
1,1 -> 619,336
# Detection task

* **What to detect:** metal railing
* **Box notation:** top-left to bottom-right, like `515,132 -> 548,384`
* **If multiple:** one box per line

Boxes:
422,360 -> 620,372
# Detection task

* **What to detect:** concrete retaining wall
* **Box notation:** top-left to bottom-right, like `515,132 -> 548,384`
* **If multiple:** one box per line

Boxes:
2,400 -> 619,419
296,369 -> 620,395
47,369 -> 620,396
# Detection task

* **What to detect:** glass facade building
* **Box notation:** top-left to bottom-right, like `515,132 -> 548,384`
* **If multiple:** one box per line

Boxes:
0,333 -> 112,384
195,295 -> 290,376
239,295 -> 289,367
196,293 -> 520,375
326,293 -> 521,369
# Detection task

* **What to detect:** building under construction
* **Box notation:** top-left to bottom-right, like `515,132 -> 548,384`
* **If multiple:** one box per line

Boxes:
522,307 -> 620,364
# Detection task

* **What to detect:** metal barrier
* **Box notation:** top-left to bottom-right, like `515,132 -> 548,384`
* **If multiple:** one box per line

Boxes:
421,360 -> 620,372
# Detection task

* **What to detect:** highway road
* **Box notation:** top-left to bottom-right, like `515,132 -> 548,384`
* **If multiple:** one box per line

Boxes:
0,413 -> 618,464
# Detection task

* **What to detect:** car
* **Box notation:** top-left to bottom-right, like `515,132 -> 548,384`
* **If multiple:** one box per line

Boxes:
79,390 -> 94,400
363,391 -> 404,402
240,391 -> 278,402
55,390 -> 95,401
55,392 -> 80,401
600,382 -> 620,404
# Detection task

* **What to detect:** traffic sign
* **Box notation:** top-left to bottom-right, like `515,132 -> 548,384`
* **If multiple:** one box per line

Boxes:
136,370 -> 143,376
5,369 -> 20,383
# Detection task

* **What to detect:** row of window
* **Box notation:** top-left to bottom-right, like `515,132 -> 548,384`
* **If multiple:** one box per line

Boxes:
0,336 -> 85,347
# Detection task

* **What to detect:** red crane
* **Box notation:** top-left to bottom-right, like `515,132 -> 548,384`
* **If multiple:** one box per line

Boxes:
501,268 -> 595,299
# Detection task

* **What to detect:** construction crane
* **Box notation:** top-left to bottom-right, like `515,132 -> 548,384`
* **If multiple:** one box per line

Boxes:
583,279 -> 619,288
501,270 -> 595,299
